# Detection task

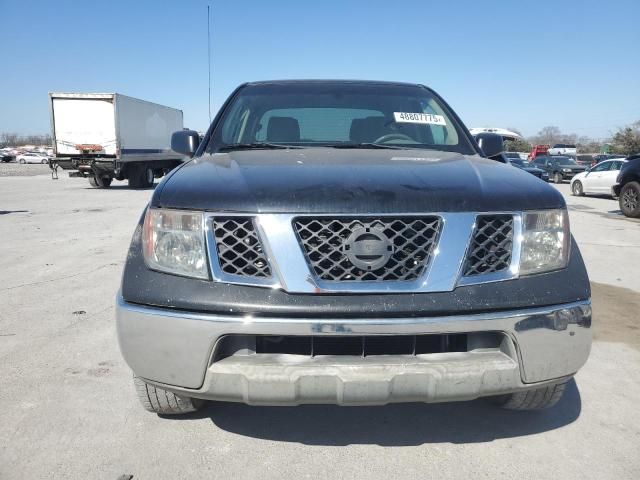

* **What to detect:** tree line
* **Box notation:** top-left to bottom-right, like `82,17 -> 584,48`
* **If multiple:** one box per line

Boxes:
4,120 -> 640,156
504,121 -> 640,156
0,132 -> 52,147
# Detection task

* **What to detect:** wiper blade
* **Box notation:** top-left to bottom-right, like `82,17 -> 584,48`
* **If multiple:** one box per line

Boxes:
330,143 -> 404,150
219,142 -> 301,151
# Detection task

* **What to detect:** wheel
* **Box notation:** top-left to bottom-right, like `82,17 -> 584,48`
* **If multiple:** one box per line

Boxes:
89,174 -> 112,188
619,181 -> 640,218
127,164 -> 154,188
19,158 -> 25,164
41,159 -> 48,164
490,382 -> 567,410
553,172 -> 563,184
572,180 -> 584,196
98,176 -> 113,188
133,376 -> 204,415
144,166 -> 154,186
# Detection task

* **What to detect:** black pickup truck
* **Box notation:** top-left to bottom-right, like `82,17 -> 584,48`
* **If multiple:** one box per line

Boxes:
531,155 -> 587,183
613,154 -> 640,217
116,80 -> 591,415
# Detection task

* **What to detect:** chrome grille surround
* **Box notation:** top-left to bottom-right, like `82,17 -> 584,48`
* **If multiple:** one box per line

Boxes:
293,217 -> 442,282
204,212 -> 523,293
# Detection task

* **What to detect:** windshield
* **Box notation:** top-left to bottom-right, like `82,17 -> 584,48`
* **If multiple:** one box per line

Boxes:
208,82 -> 476,154
553,156 -> 577,165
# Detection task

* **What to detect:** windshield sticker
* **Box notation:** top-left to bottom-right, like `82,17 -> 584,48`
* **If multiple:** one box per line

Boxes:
393,112 -> 447,126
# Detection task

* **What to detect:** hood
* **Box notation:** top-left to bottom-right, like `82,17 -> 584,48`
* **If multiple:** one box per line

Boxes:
520,165 -> 546,174
558,163 -> 587,171
153,148 -> 565,213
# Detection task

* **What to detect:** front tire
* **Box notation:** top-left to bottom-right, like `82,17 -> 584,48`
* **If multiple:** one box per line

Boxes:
19,158 -> 25,164
619,181 -> 640,218
553,172 -> 563,184
127,164 -> 154,188
89,175 -> 112,188
572,180 -> 584,196
490,382 -> 567,410
133,376 -> 204,415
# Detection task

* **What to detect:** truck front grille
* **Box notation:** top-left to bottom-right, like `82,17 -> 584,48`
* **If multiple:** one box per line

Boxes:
212,217 -> 271,278
463,215 -> 514,276
214,334 -> 481,360
204,212 -> 521,292
293,217 -> 441,282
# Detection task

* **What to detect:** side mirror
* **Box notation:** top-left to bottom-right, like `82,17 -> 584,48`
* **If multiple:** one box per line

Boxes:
474,133 -> 504,158
171,130 -> 200,157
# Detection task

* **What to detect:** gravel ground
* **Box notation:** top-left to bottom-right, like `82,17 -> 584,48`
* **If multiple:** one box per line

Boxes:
0,174 -> 639,480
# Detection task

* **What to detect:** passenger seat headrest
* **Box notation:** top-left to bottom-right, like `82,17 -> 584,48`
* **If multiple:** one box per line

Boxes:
267,116 -> 300,142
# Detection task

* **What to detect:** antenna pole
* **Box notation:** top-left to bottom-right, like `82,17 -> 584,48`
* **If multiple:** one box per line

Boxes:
207,4 -> 212,123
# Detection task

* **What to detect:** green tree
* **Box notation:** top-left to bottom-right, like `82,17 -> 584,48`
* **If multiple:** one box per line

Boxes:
504,138 -> 531,152
611,121 -> 640,156
577,141 -> 603,154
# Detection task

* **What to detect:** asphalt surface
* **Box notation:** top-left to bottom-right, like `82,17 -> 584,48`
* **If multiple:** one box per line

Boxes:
1,170 -> 639,479
0,162 -> 52,177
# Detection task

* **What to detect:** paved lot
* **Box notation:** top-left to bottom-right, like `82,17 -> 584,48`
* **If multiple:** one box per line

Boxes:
0,162 -> 51,177
1,170 -> 639,479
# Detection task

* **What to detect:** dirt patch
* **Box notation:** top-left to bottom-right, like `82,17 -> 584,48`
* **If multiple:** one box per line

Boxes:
591,282 -> 640,349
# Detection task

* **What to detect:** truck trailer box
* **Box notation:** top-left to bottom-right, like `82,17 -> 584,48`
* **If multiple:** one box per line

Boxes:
49,92 -> 185,188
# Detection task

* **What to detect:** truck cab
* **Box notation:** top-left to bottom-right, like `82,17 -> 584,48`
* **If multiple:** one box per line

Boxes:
528,144 -> 550,160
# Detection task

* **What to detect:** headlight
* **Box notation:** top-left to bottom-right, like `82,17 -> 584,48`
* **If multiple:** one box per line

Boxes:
142,208 -> 209,279
562,168 -> 571,172
519,209 -> 570,275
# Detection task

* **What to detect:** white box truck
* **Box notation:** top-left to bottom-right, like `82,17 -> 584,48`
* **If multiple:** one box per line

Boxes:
49,93 -> 185,188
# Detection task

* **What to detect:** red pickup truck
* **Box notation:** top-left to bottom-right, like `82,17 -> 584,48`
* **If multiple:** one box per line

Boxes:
528,144 -> 550,160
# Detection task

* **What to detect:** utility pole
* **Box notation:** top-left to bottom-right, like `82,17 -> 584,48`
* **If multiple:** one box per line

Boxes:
207,4 -> 212,124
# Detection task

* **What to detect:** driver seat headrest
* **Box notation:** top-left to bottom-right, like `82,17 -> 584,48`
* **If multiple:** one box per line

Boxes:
349,116 -> 387,143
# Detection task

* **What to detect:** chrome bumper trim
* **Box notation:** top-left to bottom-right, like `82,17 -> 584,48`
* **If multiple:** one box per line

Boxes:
116,295 -> 591,402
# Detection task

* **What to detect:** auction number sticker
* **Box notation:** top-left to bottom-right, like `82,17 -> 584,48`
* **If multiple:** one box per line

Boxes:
393,112 -> 447,126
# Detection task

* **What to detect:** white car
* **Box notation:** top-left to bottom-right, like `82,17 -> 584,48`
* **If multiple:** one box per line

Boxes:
548,144 -> 577,156
571,158 -> 627,197
17,152 -> 49,164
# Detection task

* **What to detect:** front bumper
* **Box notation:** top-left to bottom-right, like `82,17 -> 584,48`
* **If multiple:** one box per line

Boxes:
116,296 -> 591,406
52,157 -> 116,174
612,184 -> 621,198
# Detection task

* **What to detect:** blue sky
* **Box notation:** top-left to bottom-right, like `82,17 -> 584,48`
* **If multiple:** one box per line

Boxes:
1,0 -> 639,139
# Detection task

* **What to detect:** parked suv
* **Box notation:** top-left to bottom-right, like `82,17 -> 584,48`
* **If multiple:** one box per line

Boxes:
613,154 -> 640,217
531,155 -> 587,183
1,149 -> 15,162
116,80 -> 591,415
